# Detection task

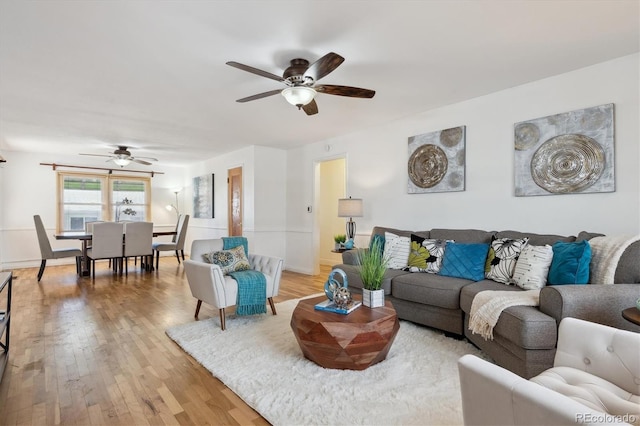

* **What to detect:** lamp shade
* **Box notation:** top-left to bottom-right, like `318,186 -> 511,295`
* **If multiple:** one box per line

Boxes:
338,197 -> 363,218
281,86 -> 316,106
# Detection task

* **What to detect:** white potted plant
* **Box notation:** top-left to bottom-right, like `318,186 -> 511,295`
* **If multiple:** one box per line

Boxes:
357,238 -> 388,308
333,234 -> 347,251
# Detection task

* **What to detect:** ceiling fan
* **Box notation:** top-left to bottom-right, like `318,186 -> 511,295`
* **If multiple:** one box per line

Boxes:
80,146 -> 158,167
226,52 -> 375,115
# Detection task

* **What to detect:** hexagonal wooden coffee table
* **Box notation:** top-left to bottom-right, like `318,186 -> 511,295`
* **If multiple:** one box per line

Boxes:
290,295 -> 400,370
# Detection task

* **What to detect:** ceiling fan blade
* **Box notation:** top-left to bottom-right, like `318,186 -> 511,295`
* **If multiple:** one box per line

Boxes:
304,52 -> 344,82
79,153 -> 114,158
134,156 -> 158,162
315,84 -> 375,98
131,158 -> 152,166
302,99 -> 318,116
236,89 -> 282,103
226,61 -> 284,82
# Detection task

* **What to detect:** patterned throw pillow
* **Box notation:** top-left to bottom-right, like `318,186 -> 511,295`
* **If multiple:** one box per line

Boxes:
384,232 -> 411,269
511,244 -> 554,289
203,245 -> 251,275
485,238 -> 529,284
407,235 -> 452,274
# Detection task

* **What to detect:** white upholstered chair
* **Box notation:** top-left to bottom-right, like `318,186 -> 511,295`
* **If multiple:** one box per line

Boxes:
33,215 -> 82,281
152,214 -> 189,269
87,222 -> 124,278
458,317 -> 640,426
123,221 -> 153,274
184,238 -> 283,330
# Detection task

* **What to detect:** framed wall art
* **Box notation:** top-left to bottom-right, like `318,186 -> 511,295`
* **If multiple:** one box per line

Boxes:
408,125 -> 466,194
193,174 -> 214,218
514,104 -> 614,197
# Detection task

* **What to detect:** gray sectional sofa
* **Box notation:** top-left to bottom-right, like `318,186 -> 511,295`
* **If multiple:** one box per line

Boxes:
333,226 -> 640,378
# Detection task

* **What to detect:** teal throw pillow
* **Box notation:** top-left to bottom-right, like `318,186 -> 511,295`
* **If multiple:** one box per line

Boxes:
203,245 -> 251,275
438,242 -> 490,281
369,234 -> 385,258
547,240 -> 591,285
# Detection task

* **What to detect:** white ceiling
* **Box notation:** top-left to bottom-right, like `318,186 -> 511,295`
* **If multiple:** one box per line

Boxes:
1,0 -> 638,167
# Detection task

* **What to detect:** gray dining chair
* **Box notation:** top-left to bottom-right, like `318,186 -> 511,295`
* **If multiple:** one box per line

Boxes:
123,221 -> 154,274
87,222 -> 124,278
152,214 -> 189,270
33,215 -> 82,281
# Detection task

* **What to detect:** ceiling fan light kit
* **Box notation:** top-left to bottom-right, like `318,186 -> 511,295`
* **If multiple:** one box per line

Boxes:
226,52 -> 375,116
281,86 -> 316,108
79,145 -> 158,167
113,157 -> 131,167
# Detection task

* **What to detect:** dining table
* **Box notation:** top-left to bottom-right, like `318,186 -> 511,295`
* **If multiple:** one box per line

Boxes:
55,229 -> 177,276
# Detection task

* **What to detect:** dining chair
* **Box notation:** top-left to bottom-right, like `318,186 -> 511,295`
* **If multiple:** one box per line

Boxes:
87,222 -> 124,279
33,215 -> 83,281
152,214 -> 190,270
123,222 -> 153,275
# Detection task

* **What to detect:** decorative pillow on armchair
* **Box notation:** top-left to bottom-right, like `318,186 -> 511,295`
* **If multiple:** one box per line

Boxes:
203,245 -> 251,275
384,232 -> 411,269
407,234 -> 452,273
439,242 -> 490,281
485,237 -> 529,284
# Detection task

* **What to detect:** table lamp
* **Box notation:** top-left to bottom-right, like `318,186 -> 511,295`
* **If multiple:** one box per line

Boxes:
338,197 -> 363,242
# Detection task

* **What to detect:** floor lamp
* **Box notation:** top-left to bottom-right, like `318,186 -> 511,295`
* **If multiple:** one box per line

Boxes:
338,197 -> 363,242
166,190 -> 181,219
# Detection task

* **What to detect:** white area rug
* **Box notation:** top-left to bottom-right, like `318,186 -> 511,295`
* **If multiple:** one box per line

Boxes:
166,296 -> 485,425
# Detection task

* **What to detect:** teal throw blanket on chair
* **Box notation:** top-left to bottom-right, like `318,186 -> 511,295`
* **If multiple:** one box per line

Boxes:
229,270 -> 267,316
223,236 -> 266,316
223,236 -> 249,256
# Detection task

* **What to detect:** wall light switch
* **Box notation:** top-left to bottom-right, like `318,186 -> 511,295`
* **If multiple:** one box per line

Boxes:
307,206 -> 312,213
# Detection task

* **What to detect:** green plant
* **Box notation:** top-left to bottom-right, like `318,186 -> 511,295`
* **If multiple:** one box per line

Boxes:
334,234 -> 347,244
357,238 -> 388,290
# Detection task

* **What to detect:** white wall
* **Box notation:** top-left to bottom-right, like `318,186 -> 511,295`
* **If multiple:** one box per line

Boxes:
0,150 -> 187,269
286,54 -> 640,274
184,145 -> 287,261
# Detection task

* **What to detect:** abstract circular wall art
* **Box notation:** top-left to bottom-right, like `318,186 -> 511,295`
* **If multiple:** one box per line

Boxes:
514,104 -> 614,197
408,125 -> 465,193
530,134 -> 605,193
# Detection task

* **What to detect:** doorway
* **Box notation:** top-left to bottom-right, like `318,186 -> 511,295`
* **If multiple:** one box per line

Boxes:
228,166 -> 243,236
315,157 -> 346,272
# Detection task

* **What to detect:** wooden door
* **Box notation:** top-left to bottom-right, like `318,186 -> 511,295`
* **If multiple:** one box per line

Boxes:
227,167 -> 243,236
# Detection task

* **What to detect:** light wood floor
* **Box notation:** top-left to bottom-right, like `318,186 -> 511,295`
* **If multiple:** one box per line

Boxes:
0,258 -> 329,425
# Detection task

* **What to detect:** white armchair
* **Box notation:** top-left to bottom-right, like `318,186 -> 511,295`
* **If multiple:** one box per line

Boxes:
184,238 -> 283,330
458,317 -> 640,426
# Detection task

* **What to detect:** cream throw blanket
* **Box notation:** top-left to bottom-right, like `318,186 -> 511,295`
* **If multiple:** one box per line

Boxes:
469,289 -> 540,340
588,235 -> 640,284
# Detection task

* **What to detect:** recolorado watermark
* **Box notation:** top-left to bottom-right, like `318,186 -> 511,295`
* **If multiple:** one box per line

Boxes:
576,413 -> 637,424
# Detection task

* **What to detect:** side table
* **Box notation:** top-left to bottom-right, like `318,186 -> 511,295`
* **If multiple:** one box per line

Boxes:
622,307 -> 640,326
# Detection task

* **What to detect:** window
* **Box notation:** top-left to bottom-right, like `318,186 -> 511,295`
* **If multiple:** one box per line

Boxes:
57,172 -> 151,232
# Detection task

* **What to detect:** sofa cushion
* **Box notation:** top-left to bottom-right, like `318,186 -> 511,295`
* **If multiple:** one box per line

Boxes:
439,242 -> 490,281
384,232 -> 411,269
430,228 -> 494,243
485,237 -> 529,284
332,263 -> 408,295
495,230 -> 575,246
548,240 -> 591,285
461,281 -> 558,349
391,272 -> 473,310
